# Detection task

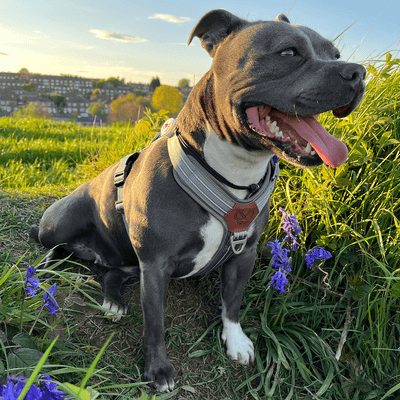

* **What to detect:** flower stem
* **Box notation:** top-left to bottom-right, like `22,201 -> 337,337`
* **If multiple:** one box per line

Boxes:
29,304 -> 46,336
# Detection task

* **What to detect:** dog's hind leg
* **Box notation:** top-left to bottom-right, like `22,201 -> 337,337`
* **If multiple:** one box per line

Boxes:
102,267 -> 139,322
29,225 -> 40,244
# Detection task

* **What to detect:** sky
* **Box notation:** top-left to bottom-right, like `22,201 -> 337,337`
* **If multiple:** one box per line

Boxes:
0,0 -> 399,86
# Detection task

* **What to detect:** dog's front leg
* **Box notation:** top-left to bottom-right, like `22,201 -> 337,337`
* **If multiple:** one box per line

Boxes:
140,265 -> 175,392
220,251 -> 256,366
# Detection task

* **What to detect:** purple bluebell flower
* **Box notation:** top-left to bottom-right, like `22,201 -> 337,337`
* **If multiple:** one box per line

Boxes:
279,207 -> 301,251
25,266 -> 39,297
267,240 -> 292,293
0,377 -> 46,400
267,240 -> 292,272
270,270 -> 290,293
39,375 -> 67,400
305,246 -> 332,268
0,376 -> 67,399
43,284 -> 58,315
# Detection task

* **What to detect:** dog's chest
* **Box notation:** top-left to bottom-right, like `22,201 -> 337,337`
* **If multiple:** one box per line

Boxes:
182,216 -> 224,278
179,214 -> 255,279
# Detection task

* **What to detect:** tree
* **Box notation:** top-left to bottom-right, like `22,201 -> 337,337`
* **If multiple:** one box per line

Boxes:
18,68 -> 29,74
151,85 -> 183,115
91,88 -> 102,100
22,83 -> 36,92
48,93 -> 65,113
107,77 -> 124,87
149,77 -> 161,92
108,93 -> 144,124
95,79 -> 106,89
13,103 -> 38,118
88,101 -> 106,118
178,78 -> 190,87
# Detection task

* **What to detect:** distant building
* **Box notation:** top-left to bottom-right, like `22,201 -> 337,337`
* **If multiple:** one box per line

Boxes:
0,72 -> 150,124
0,72 -> 193,125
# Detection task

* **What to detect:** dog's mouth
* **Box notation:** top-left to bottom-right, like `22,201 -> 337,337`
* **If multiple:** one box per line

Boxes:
245,104 -> 350,168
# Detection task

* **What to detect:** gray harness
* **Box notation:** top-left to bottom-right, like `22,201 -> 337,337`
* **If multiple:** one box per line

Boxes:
114,130 -> 279,277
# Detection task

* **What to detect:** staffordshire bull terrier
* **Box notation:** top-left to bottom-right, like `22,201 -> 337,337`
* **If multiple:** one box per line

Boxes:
30,9 -> 366,392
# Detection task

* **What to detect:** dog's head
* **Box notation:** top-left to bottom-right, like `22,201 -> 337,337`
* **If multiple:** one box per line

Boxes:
184,9 -> 366,168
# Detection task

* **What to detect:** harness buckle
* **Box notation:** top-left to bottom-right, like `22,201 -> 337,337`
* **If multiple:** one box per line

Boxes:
115,199 -> 124,212
230,231 -> 248,255
114,171 -> 125,187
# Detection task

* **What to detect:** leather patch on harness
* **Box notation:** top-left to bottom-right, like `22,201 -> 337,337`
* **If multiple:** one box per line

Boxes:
223,202 -> 259,232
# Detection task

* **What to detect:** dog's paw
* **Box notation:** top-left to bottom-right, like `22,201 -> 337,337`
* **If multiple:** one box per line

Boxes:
143,358 -> 175,393
102,298 -> 127,322
221,320 -> 255,365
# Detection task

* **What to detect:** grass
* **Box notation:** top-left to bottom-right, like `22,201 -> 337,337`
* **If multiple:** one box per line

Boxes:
1,56 -> 400,399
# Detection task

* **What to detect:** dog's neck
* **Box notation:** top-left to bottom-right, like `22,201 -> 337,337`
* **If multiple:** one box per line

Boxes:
203,125 -> 274,199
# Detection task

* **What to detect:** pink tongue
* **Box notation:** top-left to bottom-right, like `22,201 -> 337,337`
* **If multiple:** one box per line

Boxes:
279,113 -> 348,168
246,106 -> 348,168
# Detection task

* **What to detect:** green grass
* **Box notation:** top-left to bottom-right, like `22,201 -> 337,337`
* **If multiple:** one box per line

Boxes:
0,113 -> 167,196
1,57 -> 400,399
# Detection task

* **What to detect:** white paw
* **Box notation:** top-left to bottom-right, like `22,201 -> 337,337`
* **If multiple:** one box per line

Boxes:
155,381 -> 175,393
102,299 -> 127,322
221,320 -> 254,365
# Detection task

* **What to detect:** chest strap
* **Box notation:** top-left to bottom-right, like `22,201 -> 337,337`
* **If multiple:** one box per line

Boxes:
167,134 -> 279,257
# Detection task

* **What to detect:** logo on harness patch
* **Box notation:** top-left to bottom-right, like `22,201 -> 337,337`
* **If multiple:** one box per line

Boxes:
223,202 -> 259,232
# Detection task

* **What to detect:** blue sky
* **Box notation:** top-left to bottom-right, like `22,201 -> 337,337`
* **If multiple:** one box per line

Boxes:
0,0 -> 399,86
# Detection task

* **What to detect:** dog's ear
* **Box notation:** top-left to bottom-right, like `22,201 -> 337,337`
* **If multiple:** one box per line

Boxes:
187,9 -> 247,57
275,14 -> 291,24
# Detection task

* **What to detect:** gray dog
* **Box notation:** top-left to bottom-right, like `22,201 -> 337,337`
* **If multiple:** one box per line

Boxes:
30,9 -> 366,392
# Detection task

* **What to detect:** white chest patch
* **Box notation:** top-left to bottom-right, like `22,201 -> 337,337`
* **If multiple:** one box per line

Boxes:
180,216 -> 224,278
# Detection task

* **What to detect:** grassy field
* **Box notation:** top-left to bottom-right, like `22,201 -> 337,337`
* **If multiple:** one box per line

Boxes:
0,56 -> 399,399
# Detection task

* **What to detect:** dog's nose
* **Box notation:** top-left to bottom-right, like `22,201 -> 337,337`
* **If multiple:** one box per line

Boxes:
339,63 -> 367,82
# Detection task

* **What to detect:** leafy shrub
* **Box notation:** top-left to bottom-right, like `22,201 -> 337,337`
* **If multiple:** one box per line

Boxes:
22,82 -> 36,92
108,93 -> 144,124
151,85 -> 183,115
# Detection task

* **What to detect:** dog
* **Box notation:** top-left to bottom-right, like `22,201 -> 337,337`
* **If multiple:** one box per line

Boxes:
30,9 -> 366,392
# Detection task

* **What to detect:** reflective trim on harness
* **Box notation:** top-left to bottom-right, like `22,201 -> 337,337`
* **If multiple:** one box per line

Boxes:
168,134 -> 279,254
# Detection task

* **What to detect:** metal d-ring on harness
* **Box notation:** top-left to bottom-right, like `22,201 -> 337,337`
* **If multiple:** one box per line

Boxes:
114,119 -> 280,274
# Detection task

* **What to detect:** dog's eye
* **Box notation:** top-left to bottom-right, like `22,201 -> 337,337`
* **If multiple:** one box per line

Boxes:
280,48 -> 297,57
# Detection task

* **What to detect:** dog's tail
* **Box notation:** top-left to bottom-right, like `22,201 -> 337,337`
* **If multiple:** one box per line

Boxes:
29,225 -> 40,244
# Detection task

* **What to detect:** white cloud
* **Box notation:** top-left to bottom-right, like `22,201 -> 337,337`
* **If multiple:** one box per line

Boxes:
89,30 -> 148,43
63,41 -> 96,50
148,14 -> 192,24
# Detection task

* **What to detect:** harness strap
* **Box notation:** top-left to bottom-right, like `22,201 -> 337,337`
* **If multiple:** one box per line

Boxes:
168,134 -> 279,263
114,152 -> 140,237
176,132 -> 266,198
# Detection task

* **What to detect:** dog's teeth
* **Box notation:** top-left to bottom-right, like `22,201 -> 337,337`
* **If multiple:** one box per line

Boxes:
311,150 -> 316,155
305,143 -> 312,154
